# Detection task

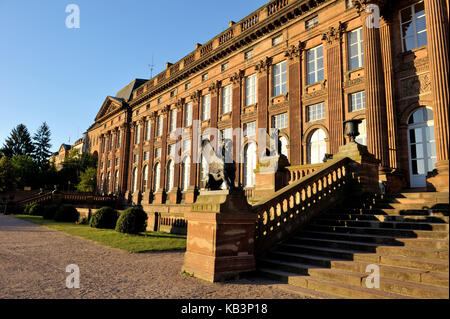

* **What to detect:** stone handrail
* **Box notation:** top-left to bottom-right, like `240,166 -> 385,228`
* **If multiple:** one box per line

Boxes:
15,192 -> 118,209
287,163 -> 325,183
252,157 -> 354,255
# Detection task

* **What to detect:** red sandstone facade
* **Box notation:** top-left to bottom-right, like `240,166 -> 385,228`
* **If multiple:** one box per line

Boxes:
86,0 -> 449,213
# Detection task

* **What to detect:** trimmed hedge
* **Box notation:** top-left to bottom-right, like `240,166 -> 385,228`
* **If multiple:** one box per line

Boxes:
115,207 -> 148,234
54,204 -> 79,223
90,207 -> 118,229
28,203 -> 45,216
43,204 -> 59,220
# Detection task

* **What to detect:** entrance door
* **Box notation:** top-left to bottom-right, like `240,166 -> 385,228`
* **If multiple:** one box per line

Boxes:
407,107 -> 437,188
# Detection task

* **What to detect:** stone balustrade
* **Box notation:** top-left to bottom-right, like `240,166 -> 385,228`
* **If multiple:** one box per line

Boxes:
287,163 -> 325,183
253,157 -> 354,255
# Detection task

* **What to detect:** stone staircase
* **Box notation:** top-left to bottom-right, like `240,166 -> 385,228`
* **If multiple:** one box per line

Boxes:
257,191 -> 449,299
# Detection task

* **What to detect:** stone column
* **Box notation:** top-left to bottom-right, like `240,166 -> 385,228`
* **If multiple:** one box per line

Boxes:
286,42 -> 305,166
358,1 -> 390,173
119,123 -> 131,196
168,99 -> 185,204
155,106 -> 170,204
136,119 -> 145,194
424,0 -> 449,191
231,70 -> 244,186
97,134 -> 105,192
147,113 -> 157,203
255,57 -> 272,133
323,24 -> 346,154
186,91 -> 202,204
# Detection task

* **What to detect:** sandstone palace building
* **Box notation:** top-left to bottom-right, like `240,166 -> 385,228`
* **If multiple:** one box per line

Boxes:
84,0 -> 449,214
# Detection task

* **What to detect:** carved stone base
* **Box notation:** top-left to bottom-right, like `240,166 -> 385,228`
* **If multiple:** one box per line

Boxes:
153,190 -> 166,204
182,189 -> 257,282
253,155 -> 289,202
166,189 -> 180,204
427,160 -> 449,192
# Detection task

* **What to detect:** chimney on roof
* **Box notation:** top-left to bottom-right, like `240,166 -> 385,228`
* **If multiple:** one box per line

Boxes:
196,43 -> 202,49
166,62 -> 173,69
229,21 -> 235,28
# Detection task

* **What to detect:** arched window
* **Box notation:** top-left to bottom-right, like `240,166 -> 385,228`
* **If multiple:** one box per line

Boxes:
279,136 -> 288,158
356,119 -> 367,146
142,165 -> 148,193
182,157 -> 190,191
154,163 -> 161,192
244,142 -> 257,187
106,171 -> 111,193
167,160 -> 175,191
408,107 -> 436,188
114,170 -> 119,193
307,129 -> 327,164
132,168 -> 138,193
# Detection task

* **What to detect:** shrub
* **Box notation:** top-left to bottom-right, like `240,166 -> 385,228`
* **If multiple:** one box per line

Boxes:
24,203 -> 36,215
28,203 -> 45,216
43,204 -> 59,220
90,207 -> 118,229
54,204 -> 79,223
115,207 -> 148,234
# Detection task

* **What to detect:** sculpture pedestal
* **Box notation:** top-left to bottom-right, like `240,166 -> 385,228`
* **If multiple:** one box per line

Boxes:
427,160 -> 449,192
182,189 -> 257,282
253,154 -> 289,202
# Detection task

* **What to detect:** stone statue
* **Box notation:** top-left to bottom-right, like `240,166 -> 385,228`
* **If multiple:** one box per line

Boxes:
201,139 -> 236,191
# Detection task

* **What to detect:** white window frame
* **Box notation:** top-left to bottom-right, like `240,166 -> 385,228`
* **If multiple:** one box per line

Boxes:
348,28 -> 364,70
185,102 -> 193,127
245,74 -> 257,106
306,45 -> 324,85
202,94 -> 211,121
400,1 -> 427,52
157,115 -> 163,137
349,91 -> 366,112
272,113 -> 288,130
222,85 -> 232,114
307,102 -> 326,122
273,61 -> 287,97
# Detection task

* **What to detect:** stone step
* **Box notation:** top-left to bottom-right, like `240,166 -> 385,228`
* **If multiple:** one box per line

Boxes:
322,213 -> 449,224
330,260 -> 449,288
290,236 -> 448,260
311,218 -> 449,231
393,192 -> 449,202
266,250 -> 347,268
276,243 -> 449,273
331,208 -> 448,217
306,224 -> 449,239
257,268 -> 413,299
272,283 -> 342,299
298,230 -> 449,249
260,263 -> 449,298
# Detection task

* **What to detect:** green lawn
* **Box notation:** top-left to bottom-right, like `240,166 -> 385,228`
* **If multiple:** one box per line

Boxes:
13,215 -> 186,253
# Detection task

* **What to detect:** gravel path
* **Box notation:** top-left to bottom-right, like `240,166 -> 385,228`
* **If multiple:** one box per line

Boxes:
0,214 -> 302,299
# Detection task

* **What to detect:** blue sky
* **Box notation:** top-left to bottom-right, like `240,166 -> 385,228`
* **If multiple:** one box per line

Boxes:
0,0 -> 267,152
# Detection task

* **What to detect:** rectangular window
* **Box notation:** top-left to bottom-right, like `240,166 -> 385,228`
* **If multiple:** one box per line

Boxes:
272,34 -> 283,46
115,158 -> 120,166
350,91 -> 366,112
400,1 -> 427,52
202,73 -> 209,82
144,152 -> 150,161
170,109 -> 177,132
245,74 -> 257,106
170,90 -> 175,98
135,124 -> 141,144
133,154 -> 139,164
185,102 -> 193,127
273,61 -> 287,96
202,94 -> 211,121
244,121 -> 256,137
145,121 -> 151,140
221,62 -> 229,72
185,82 -> 191,90
222,85 -> 232,114
305,16 -> 319,30
348,28 -> 364,70
157,97 -> 162,104
272,113 -> 288,129
157,115 -> 163,137
307,102 -> 326,122
118,130 -> 122,147
244,50 -> 254,60
168,144 -> 176,157
307,45 -> 324,85
221,128 -> 232,142
182,140 -> 191,153
155,148 -> 162,159
108,160 -> 111,168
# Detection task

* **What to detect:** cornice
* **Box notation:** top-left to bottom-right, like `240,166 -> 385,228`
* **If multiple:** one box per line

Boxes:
130,0 -> 333,107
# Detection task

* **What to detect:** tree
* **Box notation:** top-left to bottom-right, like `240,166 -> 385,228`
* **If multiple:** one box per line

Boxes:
76,167 -> 97,193
11,155 -> 38,189
33,122 -> 52,169
1,124 -> 35,158
0,157 -> 15,192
